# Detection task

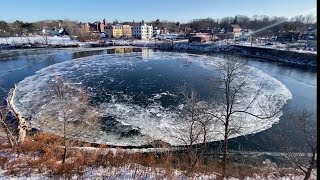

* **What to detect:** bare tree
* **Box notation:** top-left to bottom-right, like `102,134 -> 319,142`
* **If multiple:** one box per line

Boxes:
209,57 -> 282,178
41,28 -> 49,45
294,111 -> 317,180
270,109 -> 316,180
43,78 -> 100,164
304,14 -> 316,24
0,21 -> 12,44
61,20 -> 100,42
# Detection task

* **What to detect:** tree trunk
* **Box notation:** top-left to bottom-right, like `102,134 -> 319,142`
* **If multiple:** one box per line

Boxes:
62,118 -> 67,164
304,153 -> 316,180
304,169 -> 312,180
222,120 -> 229,178
222,135 -> 228,177
62,144 -> 67,164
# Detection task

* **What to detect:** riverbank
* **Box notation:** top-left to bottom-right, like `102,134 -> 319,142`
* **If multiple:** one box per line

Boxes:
98,40 -> 317,69
153,42 -> 317,69
230,45 -> 317,69
1,37 -> 317,69
0,139 -> 312,180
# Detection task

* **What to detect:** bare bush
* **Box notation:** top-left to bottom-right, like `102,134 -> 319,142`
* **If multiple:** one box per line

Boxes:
0,105 -> 17,147
42,78 -> 100,164
170,87 -> 212,169
0,84 -> 17,148
269,109 -> 317,180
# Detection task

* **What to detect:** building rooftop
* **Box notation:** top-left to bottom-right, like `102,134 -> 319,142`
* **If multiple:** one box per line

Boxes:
231,24 -> 241,29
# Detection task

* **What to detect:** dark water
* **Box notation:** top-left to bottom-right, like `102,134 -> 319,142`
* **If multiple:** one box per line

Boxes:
0,47 -> 316,152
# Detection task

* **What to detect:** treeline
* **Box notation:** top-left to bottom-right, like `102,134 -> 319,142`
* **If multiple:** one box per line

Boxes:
0,14 -> 317,37
0,20 -> 101,42
0,20 -> 62,36
188,14 -> 316,31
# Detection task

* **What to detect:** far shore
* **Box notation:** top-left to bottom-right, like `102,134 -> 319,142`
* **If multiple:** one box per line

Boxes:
0,37 -> 317,70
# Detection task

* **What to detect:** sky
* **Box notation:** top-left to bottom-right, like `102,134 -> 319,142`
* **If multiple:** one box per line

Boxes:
0,0 -> 317,23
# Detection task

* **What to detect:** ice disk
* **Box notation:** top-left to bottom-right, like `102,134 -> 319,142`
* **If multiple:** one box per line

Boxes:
13,51 -> 292,146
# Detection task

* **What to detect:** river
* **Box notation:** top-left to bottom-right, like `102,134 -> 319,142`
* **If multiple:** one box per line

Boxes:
0,47 -> 316,152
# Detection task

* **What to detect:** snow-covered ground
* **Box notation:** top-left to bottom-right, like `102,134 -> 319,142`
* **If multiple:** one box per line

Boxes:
0,162 -> 310,180
0,146 -> 316,180
233,42 -> 317,55
0,36 -> 82,45
0,147 -> 315,180
0,36 -> 316,55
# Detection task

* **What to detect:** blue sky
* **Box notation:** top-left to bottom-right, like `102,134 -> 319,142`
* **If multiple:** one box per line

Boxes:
0,0 -> 316,23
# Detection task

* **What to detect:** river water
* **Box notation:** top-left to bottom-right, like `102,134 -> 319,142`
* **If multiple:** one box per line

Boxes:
0,47 -> 316,151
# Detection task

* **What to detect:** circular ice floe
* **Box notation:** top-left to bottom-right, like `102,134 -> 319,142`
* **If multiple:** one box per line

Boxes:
13,51 -> 292,146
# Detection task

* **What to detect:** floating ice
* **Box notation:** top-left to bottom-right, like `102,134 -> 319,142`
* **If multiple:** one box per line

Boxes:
13,51 -> 292,146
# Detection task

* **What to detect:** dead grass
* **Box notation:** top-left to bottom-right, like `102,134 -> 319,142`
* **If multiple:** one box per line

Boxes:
0,132 -> 306,179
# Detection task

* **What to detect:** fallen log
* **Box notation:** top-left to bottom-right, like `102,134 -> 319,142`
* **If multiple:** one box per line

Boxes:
8,84 -> 28,143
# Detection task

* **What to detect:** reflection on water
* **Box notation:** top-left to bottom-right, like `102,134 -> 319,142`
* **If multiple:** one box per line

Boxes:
107,48 -> 141,54
72,50 -> 104,59
141,48 -> 154,59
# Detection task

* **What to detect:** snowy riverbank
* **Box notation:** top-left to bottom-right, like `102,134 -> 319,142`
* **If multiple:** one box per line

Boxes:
0,36 -> 316,69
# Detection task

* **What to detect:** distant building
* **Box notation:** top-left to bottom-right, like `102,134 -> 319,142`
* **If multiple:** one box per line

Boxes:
79,23 -> 89,32
99,19 -> 107,33
122,25 -> 132,38
153,27 -> 161,37
94,21 -> 106,33
160,26 -> 168,34
105,25 -> 123,38
212,27 -> 223,35
215,28 -> 227,39
80,19 -> 106,33
188,33 -> 212,43
225,24 -> 242,40
80,23 -> 96,32
300,26 -> 317,40
132,22 -> 153,40
156,33 -> 179,40
239,29 -> 253,41
42,27 -> 68,36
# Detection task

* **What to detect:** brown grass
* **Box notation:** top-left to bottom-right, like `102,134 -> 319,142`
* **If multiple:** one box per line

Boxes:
0,132 -> 305,179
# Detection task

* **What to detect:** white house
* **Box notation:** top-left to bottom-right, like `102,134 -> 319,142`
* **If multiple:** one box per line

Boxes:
239,29 -> 253,41
132,22 -> 153,40
153,27 -> 161,37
